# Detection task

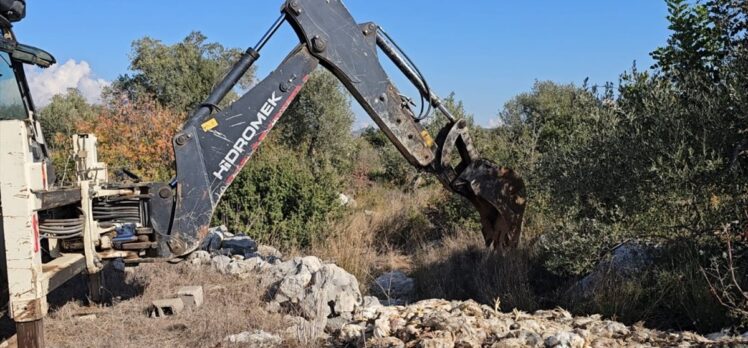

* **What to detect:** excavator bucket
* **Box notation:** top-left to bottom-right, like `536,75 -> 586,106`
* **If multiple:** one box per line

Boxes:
454,160 -> 527,252
434,120 -> 527,253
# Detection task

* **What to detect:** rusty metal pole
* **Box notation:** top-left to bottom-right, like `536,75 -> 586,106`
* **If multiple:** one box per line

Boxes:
16,320 -> 44,348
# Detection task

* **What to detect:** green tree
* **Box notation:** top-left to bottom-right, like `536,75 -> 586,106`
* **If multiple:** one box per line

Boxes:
651,0 -> 722,82
113,31 -> 255,113
516,0 -> 747,329
496,81 -> 614,156
38,88 -> 97,149
275,69 -> 355,175
37,89 -> 98,184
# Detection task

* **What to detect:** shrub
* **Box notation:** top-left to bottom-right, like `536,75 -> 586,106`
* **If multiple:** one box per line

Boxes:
360,127 -> 418,187
75,94 -> 185,182
213,141 -> 343,249
563,240 -> 731,332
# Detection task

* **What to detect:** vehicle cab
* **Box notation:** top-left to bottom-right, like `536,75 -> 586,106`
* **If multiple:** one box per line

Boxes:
0,16 -> 57,179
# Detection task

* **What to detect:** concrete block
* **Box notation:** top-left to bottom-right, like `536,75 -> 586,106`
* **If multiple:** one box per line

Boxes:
177,285 -> 204,308
76,314 -> 97,321
150,298 -> 184,317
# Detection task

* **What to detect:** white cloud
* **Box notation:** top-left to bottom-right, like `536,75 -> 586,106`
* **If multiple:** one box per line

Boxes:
25,59 -> 109,107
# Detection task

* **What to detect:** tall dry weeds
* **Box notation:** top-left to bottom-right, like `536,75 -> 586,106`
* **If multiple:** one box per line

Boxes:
412,232 -> 539,312
311,186 -> 438,291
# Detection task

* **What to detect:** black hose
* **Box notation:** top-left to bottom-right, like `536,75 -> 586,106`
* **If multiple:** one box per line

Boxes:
377,27 -> 433,122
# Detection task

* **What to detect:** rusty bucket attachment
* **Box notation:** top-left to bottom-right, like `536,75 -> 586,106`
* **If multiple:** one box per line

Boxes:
434,120 -> 527,253
454,160 -> 526,252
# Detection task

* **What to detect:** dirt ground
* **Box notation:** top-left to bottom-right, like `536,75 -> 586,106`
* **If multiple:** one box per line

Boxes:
1,262 -> 306,348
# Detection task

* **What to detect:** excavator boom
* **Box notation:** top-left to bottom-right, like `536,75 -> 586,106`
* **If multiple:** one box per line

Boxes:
146,0 -> 527,256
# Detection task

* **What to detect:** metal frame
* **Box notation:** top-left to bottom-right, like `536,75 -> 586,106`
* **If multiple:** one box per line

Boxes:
0,126 -> 142,347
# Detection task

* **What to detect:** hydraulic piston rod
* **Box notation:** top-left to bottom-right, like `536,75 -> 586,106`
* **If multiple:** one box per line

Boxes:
375,30 -> 456,122
186,14 -> 286,129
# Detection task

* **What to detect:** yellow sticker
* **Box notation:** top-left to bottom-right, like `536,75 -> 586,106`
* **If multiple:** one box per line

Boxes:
421,130 -> 434,147
201,118 -> 219,132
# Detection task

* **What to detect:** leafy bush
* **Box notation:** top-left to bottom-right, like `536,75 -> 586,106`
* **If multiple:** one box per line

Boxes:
359,127 -> 417,187
275,69 -> 356,177
213,141 -> 343,249
76,93 -> 185,182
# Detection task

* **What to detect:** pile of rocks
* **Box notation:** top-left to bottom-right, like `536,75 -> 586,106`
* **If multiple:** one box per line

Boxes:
265,256 -> 362,332
188,227 -> 362,336
334,299 -> 735,347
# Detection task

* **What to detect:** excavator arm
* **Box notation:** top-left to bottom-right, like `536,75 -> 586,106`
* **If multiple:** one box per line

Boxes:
158,0 -> 527,256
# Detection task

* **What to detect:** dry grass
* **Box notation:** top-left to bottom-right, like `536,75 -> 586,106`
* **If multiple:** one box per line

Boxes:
310,185 -> 438,292
42,263 -> 308,348
311,211 -> 380,290
411,232 -> 539,312
311,183 -> 539,313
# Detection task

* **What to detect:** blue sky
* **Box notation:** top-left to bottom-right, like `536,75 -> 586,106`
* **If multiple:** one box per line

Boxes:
16,1 -> 670,127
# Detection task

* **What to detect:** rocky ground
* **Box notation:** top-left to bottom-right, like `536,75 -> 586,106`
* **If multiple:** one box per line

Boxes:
183,227 -> 748,347
3,226 -> 748,347
335,300 -> 742,347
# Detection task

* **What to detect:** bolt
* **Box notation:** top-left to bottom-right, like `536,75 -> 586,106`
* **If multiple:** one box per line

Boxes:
312,36 -> 327,52
379,93 -> 387,102
458,119 -> 467,129
363,23 -> 377,36
175,134 -> 189,146
159,187 -> 172,199
288,1 -> 302,15
280,81 -> 290,92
